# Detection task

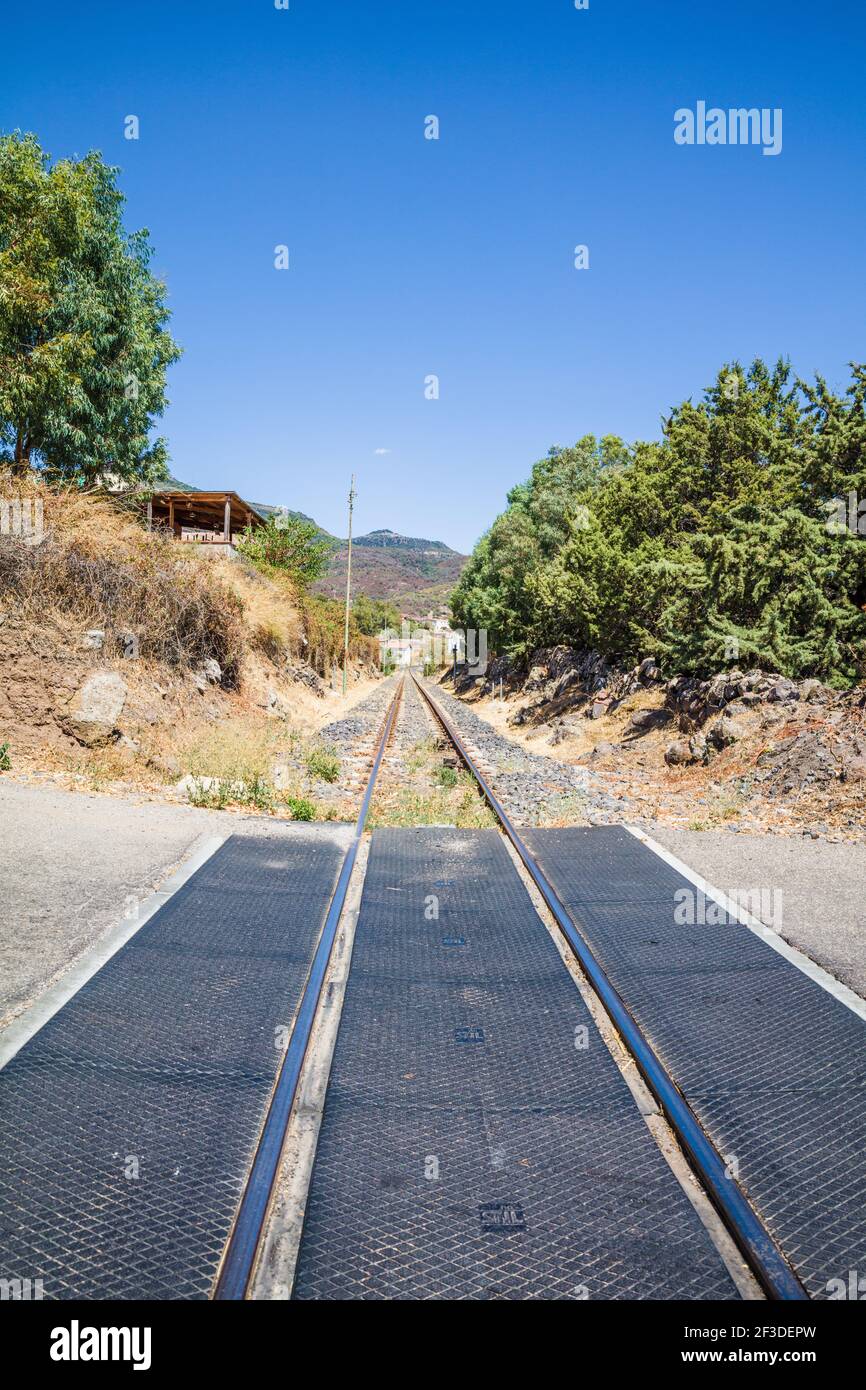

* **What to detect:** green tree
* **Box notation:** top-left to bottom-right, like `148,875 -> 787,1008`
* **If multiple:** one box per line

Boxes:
352,593 -> 401,636
237,513 -> 329,588
0,131 -> 180,483
452,362 -> 866,684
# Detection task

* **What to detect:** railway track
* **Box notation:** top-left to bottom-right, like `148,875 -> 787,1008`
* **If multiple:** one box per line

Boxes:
2,669 -> 862,1301
217,672 -> 803,1300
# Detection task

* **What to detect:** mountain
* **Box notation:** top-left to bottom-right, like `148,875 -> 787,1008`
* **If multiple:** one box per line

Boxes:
155,477 -> 466,616
313,530 -> 467,616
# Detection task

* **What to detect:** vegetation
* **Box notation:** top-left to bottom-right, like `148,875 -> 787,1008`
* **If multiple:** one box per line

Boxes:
295,592 -> 377,677
452,360 -> 866,685
0,741 -> 11,771
304,745 -> 340,783
352,592 -> 401,636
237,512 -> 329,588
0,132 -> 180,485
0,482 -> 245,681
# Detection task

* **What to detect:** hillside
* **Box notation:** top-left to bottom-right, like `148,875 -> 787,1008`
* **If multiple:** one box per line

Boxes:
0,481 -> 380,814
313,529 -> 467,615
158,481 -> 466,616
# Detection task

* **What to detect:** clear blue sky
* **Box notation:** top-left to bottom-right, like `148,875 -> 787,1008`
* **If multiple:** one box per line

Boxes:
3,1 -> 864,552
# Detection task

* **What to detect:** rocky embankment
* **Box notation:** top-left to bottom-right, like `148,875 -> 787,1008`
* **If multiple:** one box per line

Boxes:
448,647 -> 866,840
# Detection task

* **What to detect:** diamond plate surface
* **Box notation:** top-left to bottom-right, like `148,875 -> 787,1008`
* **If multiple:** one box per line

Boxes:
292,828 -> 738,1300
525,825 -> 866,1298
0,831 -> 346,1299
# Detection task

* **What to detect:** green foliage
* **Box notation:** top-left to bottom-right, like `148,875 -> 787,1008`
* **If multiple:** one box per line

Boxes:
352,592 -> 401,636
434,765 -> 458,788
0,131 -> 181,484
0,741 -> 10,771
451,362 -> 866,685
284,795 -> 316,821
304,745 -> 340,783
237,513 -> 329,588
186,773 -> 275,812
296,593 -> 376,676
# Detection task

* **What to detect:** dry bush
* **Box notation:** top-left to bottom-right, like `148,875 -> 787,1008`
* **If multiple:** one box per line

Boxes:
0,480 -> 245,684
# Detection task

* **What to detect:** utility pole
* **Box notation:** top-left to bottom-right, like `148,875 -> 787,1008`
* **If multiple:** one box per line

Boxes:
342,473 -> 356,696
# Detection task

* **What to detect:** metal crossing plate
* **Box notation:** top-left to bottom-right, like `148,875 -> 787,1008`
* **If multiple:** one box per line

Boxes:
524,825 -> 866,1299
0,831 -> 346,1300
291,827 -> 739,1300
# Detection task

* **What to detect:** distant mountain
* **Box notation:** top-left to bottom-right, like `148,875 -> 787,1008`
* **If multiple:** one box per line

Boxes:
156,476 -> 465,616
314,530 -> 467,616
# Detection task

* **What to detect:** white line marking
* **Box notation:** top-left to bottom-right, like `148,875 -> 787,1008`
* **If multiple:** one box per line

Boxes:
626,825 -> 866,1022
0,833 -> 227,1069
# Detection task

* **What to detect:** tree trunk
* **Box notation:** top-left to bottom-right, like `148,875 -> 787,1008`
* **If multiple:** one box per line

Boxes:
12,428 -> 31,475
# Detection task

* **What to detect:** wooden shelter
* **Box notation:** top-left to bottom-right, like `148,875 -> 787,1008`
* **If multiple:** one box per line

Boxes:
146,490 -> 267,545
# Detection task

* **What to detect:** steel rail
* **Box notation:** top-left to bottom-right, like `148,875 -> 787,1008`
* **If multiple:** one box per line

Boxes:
411,671 -> 808,1302
215,676 -> 405,1299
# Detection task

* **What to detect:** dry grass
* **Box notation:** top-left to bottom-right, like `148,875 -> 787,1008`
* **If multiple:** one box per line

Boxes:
175,718 -> 292,783
368,737 -> 496,829
0,479 -> 246,683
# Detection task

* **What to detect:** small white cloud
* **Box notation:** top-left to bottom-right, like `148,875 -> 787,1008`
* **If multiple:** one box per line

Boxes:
374,447 -> 390,455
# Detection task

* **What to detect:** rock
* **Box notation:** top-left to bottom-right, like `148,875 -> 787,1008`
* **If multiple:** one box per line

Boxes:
81,629 -> 105,650
664,738 -> 697,766
708,715 -> 746,749
689,733 -> 709,763
586,701 -> 608,720
588,741 -> 617,759
799,678 -> 824,704
117,630 -> 139,660
267,688 -> 292,719
147,753 -> 181,778
175,773 -> 246,800
61,671 -> 128,747
767,678 -> 799,703
287,664 -> 325,696
628,708 -> 670,732
201,658 -> 222,684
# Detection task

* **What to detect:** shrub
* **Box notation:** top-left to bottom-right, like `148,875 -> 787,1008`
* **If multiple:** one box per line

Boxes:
237,514 -> 329,587
305,745 -> 340,782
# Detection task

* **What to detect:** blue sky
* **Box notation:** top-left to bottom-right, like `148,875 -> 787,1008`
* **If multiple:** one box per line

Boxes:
3,1 -> 864,551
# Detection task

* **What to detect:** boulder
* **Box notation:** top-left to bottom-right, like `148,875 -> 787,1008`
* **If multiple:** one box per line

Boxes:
708,715 -> 746,749
628,707 -> 671,733
664,738 -> 697,766
767,678 -> 799,703
81,629 -> 105,651
62,671 -> 128,746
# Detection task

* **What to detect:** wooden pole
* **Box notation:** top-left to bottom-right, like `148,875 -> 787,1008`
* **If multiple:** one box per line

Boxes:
224,496 -> 232,542
342,474 -> 356,697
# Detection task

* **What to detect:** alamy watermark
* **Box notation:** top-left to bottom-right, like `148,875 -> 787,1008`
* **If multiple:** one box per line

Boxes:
674,886 -> 783,931
674,102 -> 782,157
0,497 -> 44,542
824,491 -> 866,536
